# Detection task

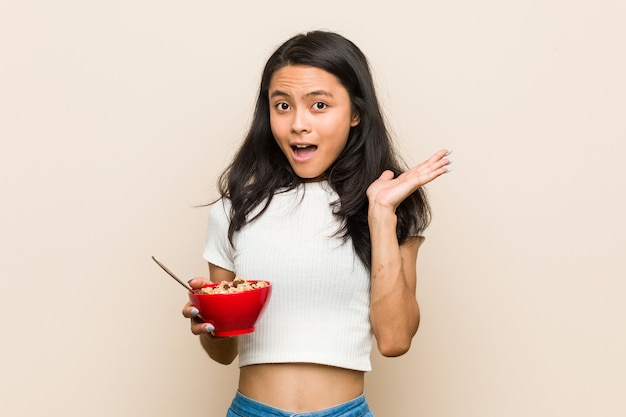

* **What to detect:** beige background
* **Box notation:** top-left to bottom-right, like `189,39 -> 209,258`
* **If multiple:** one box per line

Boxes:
1,1 -> 625,416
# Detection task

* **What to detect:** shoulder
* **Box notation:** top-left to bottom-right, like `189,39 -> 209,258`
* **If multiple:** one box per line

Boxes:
207,198 -> 231,225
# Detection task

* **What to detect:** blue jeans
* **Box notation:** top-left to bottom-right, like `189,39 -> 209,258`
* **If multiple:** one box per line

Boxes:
226,391 -> 375,417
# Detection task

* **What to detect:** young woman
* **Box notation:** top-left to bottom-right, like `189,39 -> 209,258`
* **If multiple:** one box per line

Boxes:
182,30 -> 451,417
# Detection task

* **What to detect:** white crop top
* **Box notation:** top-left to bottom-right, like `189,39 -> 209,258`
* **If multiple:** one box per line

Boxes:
203,181 -> 373,371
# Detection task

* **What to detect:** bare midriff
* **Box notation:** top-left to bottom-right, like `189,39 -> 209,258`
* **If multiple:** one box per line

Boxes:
238,363 -> 365,413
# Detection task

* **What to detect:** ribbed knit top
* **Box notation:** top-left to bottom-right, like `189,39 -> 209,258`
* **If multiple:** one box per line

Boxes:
203,181 -> 373,371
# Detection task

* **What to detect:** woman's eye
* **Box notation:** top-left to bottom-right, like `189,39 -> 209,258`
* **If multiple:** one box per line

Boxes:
313,102 -> 327,110
276,102 -> 290,111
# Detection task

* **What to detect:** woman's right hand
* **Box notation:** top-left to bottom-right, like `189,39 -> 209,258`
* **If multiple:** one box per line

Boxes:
183,264 -> 238,364
182,276 -> 215,335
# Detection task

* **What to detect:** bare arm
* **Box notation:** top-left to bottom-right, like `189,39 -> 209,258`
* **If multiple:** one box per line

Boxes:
182,263 -> 238,365
367,149 -> 450,356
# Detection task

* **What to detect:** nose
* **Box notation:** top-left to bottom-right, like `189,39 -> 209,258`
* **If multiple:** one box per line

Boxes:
290,108 -> 311,134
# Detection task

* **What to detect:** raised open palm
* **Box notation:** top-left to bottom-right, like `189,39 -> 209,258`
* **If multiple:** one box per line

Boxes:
366,149 -> 451,211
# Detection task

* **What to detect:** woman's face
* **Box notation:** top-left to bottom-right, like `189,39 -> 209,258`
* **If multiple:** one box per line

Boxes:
268,65 -> 360,181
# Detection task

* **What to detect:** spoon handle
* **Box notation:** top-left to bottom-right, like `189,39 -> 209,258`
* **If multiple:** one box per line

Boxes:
151,256 -> 193,292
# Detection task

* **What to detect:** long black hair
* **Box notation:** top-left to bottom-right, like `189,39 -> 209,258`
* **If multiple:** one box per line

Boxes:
217,30 -> 430,270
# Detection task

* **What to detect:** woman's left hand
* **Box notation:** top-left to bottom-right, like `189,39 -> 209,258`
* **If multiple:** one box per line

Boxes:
366,149 -> 451,212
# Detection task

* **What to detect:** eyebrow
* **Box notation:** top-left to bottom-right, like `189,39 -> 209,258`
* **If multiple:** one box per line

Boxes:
269,89 -> 334,99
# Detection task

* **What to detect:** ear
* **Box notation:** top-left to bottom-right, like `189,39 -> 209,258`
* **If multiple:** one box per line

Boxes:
350,112 -> 361,127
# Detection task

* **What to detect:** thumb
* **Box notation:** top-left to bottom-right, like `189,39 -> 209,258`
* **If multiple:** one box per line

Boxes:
187,276 -> 212,289
378,170 -> 395,181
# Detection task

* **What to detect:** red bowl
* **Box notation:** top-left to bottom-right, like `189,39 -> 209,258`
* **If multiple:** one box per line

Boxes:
188,280 -> 272,337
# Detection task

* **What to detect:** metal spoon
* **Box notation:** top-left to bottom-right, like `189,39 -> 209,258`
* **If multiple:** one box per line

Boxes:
151,256 -> 193,292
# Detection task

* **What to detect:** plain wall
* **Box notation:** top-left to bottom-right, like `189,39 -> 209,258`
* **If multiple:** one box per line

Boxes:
1,1 -> 625,416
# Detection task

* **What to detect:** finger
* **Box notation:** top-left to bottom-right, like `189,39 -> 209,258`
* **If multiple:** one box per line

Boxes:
425,149 -> 451,165
435,148 -> 451,160
190,316 -> 215,335
432,155 -> 452,172
440,149 -> 453,165
187,276 -> 212,289
182,307 -> 199,319
417,149 -> 453,173
182,301 -> 200,319
378,170 -> 394,181
190,316 -> 205,335
403,159 -> 450,185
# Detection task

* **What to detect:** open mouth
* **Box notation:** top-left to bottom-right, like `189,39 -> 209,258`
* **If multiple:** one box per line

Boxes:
291,144 -> 318,161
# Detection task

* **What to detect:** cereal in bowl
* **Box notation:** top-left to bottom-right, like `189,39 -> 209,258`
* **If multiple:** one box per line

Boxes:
196,276 -> 268,294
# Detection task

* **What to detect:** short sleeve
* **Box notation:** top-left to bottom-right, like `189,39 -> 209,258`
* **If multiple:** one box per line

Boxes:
202,199 -> 235,271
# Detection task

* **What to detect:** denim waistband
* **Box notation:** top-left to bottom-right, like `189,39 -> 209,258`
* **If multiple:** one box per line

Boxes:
227,390 -> 373,417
